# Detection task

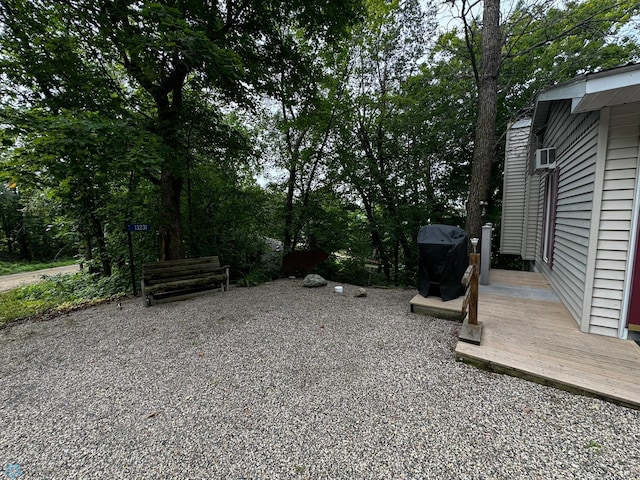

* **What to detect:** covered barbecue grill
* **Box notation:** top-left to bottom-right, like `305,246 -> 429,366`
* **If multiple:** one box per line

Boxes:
417,224 -> 469,301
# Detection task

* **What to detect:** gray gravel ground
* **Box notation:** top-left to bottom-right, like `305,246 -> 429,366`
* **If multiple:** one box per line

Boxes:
1,279 -> 639,479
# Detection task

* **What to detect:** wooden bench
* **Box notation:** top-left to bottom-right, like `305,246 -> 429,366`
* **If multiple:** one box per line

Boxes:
141,256 -> 229,307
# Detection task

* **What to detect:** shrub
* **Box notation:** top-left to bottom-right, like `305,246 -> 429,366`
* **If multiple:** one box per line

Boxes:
0,270 -> 130,325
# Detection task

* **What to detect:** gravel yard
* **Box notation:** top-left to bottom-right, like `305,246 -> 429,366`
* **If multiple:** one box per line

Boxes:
1,278 -> 639,479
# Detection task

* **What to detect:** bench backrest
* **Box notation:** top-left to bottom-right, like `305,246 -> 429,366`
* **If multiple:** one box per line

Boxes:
142,256 -> 222,285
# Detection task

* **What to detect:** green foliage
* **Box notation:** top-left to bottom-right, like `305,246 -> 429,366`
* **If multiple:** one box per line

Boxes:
583,440 -> 603,454
18,272 -> 127,303
329,0 -> 441,284
0,0 -> 366,261
236,266 -> 270,288
289,189 -> 357,252
0,290 -> 49,324
0,0 -> 638,289
0,106 -> 160,270
0,184 -> 27,257
0,270 -> 130,325
183,155 -> 275,276
492,253 -> 525,271
0,183 -> 76,261
499,0 -> 640,122
317,254 -> 392,287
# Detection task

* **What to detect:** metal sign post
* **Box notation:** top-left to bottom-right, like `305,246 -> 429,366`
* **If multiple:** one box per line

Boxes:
127,223 -> 151,295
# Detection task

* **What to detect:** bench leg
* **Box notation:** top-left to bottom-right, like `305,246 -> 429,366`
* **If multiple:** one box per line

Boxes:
145,295 -> 157,307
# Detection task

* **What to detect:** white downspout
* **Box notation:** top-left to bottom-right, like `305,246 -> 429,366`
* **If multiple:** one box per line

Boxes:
619,145 -> 640,340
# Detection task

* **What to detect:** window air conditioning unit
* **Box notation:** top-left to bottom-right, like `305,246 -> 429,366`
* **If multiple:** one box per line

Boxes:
535,147 -> 556,170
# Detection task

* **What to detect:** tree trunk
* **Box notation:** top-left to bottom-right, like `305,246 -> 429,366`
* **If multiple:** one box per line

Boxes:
92,216 -> 112,277
17,219 -> 30,260
155,80 -> 186,262
84,233 -> 93,262
465,0 -> 501,240
283,166 -> 297,253
186,159 -> 194,256
159,165 -> 184,261
358,186 -> 391,282
6,231 -> 13,255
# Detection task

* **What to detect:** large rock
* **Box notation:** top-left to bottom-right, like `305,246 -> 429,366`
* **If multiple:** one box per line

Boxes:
302,274 -> 327,288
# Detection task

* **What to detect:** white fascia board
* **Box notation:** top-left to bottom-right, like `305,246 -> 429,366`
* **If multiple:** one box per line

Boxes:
585,68 -> 640,95
536,65 -> 640,117
533,81 -> 586,132
537,80 -> 586,103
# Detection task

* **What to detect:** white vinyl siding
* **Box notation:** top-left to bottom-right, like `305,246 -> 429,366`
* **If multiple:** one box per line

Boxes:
521,173 -> 540,260
500,120 -> 531,255
589,103 -> 640,337
535,101 -> 599,324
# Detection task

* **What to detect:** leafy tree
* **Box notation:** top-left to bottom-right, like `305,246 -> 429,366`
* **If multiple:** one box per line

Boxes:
465,0 -> 500,240
0,183 -> 26,258
263,36 -> 346,253
402,53 -> 477,219
0,0 -> 365,260
0,108 -> 158,274
184,157 -> 288,282
434,0 -> 640,239
334,0 -> 437,283
0,0 -> 161,270
444,0 -> 640,238
0,182 -> 74,261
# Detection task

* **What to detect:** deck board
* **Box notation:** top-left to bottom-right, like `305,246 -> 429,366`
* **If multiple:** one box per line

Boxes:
413,269 -> 640,409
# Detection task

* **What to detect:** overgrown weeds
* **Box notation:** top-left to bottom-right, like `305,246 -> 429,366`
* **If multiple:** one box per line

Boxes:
0,270 -> 131,326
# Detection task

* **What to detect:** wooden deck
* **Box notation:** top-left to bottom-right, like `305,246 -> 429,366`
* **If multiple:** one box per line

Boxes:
413,269 -> 640,409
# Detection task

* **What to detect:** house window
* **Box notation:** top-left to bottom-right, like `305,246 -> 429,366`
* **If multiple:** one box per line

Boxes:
541,167 -> 559,266
535,147 -> 557,171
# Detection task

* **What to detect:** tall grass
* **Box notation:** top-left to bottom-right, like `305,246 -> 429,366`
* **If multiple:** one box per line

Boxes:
0,271 -> 131,326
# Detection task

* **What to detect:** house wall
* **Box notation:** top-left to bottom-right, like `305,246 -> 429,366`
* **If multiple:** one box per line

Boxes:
521,173 -> 540,261
587,103 -> 640,336
500,120 -> 531,256
535,100 -> 600,325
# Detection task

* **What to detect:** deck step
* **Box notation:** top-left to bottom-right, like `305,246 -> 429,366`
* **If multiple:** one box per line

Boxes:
448,269 -> 640,411
410,293 -> 464,321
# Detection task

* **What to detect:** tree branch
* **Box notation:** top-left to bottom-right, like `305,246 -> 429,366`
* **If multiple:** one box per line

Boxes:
503,0 -> 631,60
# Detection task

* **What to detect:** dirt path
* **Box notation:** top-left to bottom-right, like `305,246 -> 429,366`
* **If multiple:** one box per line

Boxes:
0,264 -> 80,293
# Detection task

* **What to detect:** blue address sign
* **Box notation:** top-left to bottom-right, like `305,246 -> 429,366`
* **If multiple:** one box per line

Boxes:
127,223 -> 151,232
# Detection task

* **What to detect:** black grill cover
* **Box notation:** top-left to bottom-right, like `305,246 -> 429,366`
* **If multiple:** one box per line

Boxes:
417,225 -> 469,301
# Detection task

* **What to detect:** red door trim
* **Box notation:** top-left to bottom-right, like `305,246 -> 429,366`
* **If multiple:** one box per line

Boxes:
628,224 -> 640,331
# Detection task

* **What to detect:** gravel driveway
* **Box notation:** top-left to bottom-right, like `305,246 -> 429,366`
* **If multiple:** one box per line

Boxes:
0,265 -> 80,293
1,279 -> 639,479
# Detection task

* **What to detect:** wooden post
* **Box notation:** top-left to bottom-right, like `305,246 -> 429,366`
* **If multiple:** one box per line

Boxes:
127,227 -> 137,296
480,224 -> 492,285
469,253 -> 479,325
459,253 -> 483,345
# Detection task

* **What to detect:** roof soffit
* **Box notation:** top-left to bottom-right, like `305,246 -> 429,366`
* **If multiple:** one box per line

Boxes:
532,64 -> 640,133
